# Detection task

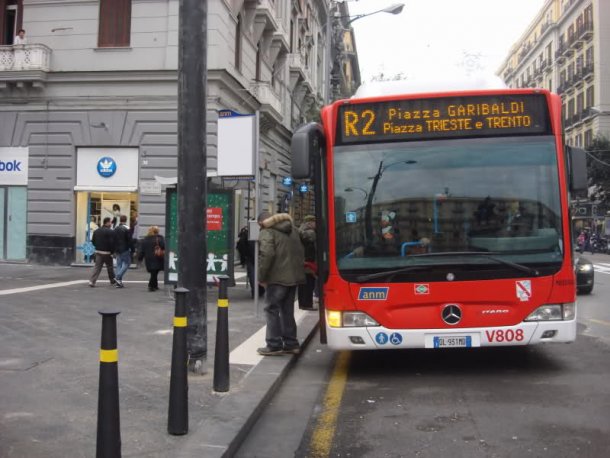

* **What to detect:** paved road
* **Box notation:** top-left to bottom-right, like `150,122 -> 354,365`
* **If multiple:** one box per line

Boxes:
241,258 -> 610,457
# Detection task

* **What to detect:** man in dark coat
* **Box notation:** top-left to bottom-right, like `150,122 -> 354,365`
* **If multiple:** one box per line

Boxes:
89,217 -> 116,287
138,226 -> 165,291
298,215 -> 317,310
114,214 -> 132,288
257,211 -> 305,356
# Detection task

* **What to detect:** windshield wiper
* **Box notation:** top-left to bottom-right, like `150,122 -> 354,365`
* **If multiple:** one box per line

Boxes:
354,265 -> 431,283
409,251 -> 540,277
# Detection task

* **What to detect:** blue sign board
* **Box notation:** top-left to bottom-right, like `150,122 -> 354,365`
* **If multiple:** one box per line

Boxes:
299,183 -> 309,193
282,177 -> 293,186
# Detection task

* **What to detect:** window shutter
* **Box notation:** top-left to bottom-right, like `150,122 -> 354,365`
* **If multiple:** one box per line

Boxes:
98,0 -> 131,47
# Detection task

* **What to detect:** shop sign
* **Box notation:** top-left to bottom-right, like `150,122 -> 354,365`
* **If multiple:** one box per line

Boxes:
76,148 -> 138,190
0,147 -> 29,186
97,156 -> 117,178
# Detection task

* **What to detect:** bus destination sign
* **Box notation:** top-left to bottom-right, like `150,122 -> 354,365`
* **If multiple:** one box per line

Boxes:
336,94 -> 551,145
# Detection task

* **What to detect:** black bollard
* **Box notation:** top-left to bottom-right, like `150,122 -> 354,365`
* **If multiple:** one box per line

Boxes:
213,276 -> 230,392
168,287 -> 189,435
96,310 -> 121,458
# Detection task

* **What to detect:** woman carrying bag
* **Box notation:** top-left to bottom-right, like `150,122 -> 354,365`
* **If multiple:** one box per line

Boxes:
138,226 -> 165,291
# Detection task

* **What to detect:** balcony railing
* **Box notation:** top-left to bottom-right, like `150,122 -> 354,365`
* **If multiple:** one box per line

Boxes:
581,21 -> 593,40
583,63 -> 594,81
0,44 -> 51,72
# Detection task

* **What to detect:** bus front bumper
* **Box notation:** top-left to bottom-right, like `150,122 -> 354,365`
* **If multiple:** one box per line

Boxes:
325,320 -> 577,350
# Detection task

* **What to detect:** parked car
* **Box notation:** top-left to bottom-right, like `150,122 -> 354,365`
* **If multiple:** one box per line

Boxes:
575,255 -> 594,294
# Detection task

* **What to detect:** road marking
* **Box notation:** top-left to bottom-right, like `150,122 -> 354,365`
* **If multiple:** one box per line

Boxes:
229,307 -> 310,366
588,318 -> 610,327
309,351 -> 351,458
0,280 -> 88,295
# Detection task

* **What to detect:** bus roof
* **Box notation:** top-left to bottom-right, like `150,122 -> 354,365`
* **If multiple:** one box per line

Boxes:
353,74 -> 507,99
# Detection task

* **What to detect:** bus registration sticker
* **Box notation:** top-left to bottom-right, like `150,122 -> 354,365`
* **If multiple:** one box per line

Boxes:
516,280 -> 532,302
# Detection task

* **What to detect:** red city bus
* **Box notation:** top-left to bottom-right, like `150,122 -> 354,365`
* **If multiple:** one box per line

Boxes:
291,85 -> 587,350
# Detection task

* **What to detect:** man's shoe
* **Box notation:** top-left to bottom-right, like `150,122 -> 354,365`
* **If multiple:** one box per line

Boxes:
110,279 -> 117,285
257,346 -> 284,356
283,346 -> 301,355
88,282 -> 95,288
115,281 -> 124,288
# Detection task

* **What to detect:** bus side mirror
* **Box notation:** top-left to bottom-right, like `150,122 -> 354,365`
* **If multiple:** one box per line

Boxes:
291,122 -> 323,179
566,146 -> 587,198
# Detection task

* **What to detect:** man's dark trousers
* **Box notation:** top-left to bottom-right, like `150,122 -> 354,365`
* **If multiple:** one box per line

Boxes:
264,284 -> 298,350
90,253 -> 115,285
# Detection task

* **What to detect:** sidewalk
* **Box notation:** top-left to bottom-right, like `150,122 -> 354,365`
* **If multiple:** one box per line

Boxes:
0,263 -> 319,457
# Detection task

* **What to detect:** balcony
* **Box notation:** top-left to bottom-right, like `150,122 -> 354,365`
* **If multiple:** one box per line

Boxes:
555,46 -> 566,63
250,81 -> 282,120
287,52 -> 312,92
0,44 -> 51,88
581,21 -> 593,40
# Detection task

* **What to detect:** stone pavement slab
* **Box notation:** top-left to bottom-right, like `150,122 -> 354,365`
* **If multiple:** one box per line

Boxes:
0,263 -> 319,457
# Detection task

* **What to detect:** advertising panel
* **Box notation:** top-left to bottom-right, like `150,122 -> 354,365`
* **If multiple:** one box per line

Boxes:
165,188 -> 234,285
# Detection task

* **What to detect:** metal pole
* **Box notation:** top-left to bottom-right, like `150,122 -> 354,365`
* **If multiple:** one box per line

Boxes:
324,3 -> 333,104
96,310 -> 121,458
254,111 -> 261,317
178,0 -> 207,373
168,288 -> 189,435
213,277 -> 230,392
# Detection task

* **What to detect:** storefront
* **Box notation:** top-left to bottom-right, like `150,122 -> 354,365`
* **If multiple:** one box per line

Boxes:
74,147 -> 139,264
0,147 -> 28,261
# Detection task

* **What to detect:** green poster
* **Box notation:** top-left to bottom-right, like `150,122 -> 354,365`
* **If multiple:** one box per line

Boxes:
165,188 -> 234,285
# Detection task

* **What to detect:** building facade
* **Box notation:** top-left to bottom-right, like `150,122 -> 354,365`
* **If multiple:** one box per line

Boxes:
0,0 -> 353,264
497,0 -> 610,148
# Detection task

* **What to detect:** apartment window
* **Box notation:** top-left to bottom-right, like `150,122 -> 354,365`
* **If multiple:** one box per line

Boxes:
585,46 -> 593,66
586,86 -> 594,107
584,130 -> 593,148
584,5 -> 593,25
1,0 -> 22,45
98,0 -> 131,47
235,15 -> 242,71
545,43 -> 552,61
576,92 -> 584,114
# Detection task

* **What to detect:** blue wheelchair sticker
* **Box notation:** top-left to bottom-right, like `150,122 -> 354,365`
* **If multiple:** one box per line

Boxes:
346,212 -> 357,223
375,332 -> 389,345
389,333 -> 403,345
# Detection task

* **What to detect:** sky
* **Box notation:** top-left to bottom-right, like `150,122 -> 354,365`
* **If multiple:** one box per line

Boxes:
346,0 -> 547,83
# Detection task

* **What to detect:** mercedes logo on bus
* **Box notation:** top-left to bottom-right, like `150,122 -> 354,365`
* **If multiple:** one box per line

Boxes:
442,304 -> 462,325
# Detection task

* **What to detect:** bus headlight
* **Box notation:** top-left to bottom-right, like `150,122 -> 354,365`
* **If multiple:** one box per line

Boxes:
525,303 -> 575,321
326,311 -> 379,328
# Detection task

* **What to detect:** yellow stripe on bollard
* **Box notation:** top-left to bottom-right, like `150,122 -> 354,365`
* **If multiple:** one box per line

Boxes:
173,316 -> 187,328
99,349 -> 118,363
217,299 -> 229,308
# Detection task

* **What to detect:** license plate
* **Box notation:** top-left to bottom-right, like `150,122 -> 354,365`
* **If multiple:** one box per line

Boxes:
433,336 -> 472,348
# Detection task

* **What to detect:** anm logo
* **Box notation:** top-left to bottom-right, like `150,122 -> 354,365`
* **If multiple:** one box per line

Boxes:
358,287 -> 389,301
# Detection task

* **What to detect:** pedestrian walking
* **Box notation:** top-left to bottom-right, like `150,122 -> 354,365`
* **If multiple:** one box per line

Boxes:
138,226 -> 165,291
113,215 -> 132,288
236,226 -> 248,268
257,211 -> 305,356
89,217 -> 116,287
298,215 -> 317,310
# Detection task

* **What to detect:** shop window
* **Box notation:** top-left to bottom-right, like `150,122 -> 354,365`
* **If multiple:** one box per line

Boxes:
98,0 -> 131,47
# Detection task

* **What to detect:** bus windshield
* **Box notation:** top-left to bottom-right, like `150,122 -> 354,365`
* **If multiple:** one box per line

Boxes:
334,136 -> 563,276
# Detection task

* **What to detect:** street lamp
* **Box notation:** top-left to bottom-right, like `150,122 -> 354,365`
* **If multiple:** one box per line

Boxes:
365,160 -> 416,242
346,4 -> 405,26
325,2 -> 405,103
345,186 -> 369,199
